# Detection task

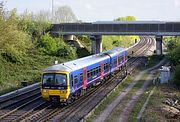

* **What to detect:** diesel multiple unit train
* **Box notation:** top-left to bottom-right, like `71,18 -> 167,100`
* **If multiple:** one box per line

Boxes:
41,47 -> 128,103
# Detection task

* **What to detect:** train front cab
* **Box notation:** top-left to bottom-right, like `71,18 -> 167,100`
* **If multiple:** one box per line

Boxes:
41,71 -> 70,103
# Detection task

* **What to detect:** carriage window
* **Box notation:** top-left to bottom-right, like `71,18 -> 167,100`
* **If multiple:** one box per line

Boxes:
93,68 -> 96,76
71,74 -> 74,87
90,69 -> 93,77
74,75 -> 78,84
107,63 -> 110,69
98,66 -> 101,72
96,67 -> 99,74
114,59 -> 117,65
80,73 -> 83,81
87,71 -> 90,78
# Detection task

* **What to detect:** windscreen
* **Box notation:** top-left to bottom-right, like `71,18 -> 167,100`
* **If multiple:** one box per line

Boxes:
42,73 -> 67,87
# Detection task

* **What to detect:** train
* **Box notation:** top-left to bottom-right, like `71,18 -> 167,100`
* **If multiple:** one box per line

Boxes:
41,47 -> 128,104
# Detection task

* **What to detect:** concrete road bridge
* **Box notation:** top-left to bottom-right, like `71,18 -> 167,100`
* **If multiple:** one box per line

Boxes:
50,21 -> 180,54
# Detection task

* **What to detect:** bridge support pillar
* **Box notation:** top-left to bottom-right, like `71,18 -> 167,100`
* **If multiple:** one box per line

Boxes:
90,35 -> 102,54
156,36 -> 163,55
63,35 -> 74,41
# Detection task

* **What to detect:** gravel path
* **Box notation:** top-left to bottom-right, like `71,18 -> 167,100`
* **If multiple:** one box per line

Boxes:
116,74 -> 152,122
94,71 -> 146,122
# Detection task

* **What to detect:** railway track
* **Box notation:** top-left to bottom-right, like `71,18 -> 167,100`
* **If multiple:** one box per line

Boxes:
54,36 -> 155,122
22,36 -> 154,122
0,36 -> 154,122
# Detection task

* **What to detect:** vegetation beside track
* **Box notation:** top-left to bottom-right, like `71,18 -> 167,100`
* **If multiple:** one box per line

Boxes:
142,85 -> 180,121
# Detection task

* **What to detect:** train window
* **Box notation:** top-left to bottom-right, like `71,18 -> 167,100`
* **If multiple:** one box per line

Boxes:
126,54 -> 128,60
107,63 -> 109,69
71,75 -> 74,87
114,60 -> 117,65
104,64 -> 106,70
99,66 -> 101,72
87,71 -> 90,78
90,69 -> 93,77
96,67 -> 99,74
80,73 -> 83,81
119,56 -> 123,64
93,68 -> 96,76
118,57 -> 121,63
74,75 -> 78,84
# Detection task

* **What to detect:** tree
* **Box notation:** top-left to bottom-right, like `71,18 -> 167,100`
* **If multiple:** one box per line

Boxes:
167,37 -> 180,66
173,65 -> 180,86
0,9 -> 31,62
54,5 -> 77,23
35,10 -> 52,22
114,16 -> 136,21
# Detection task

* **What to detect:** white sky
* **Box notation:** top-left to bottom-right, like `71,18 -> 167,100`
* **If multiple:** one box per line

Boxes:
5,0 -> 180,22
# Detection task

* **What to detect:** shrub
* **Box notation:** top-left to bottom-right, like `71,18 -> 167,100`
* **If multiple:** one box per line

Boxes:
173,65 -> 180,86
56,45 -> 77,59
39,33 -> 58,55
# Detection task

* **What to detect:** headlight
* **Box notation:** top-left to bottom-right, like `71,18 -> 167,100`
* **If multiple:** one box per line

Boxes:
61,90 -> 67,93
43,89 -> 48,93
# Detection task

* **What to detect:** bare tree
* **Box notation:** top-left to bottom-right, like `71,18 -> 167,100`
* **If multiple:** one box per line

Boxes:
35,10 -> 52,22
54,5 -> 77,23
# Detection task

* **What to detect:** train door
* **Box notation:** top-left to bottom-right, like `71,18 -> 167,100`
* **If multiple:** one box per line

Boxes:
83,67 -> 87,89
101,61 -> 104,80
124,52 -> 126,64
116,54 -> 119,69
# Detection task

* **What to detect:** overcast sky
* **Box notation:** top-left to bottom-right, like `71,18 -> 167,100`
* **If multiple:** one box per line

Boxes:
5,0 -> 180,22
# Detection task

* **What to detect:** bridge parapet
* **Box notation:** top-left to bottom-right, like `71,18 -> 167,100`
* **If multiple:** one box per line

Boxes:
51,21 -> 180,36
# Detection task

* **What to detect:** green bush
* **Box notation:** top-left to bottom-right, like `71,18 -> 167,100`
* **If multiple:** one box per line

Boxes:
39,33 -> 58,55
167,43 -> 180,65
0,9 -> 31,63
173,65 -> 180,86
56,45 -> 77,59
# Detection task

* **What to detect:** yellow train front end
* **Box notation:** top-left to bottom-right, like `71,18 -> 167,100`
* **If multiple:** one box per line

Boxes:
41,71 -> 70,103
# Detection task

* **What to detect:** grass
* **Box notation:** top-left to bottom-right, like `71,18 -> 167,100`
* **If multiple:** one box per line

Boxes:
102,36 -> 139,51
146,55 -> 164,68
0,53 -> 72,95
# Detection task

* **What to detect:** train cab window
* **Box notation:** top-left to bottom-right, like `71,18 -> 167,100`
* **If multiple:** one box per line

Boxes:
74,75 -> 78,84
55,74 -> 67,86
42,73 -> 67,87
80,73 -> 83,82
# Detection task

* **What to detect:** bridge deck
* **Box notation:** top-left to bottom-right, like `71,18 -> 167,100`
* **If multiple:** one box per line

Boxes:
51,21 -> 180,36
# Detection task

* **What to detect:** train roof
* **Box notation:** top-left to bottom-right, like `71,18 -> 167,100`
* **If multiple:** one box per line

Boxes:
43,47 -> 127,73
